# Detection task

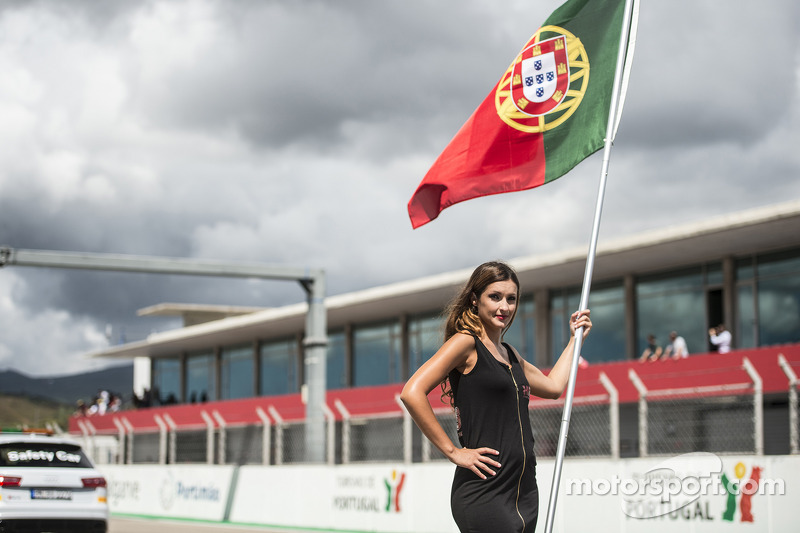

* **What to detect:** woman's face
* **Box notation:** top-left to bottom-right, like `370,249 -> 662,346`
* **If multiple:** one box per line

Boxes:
472,280 -> 518,333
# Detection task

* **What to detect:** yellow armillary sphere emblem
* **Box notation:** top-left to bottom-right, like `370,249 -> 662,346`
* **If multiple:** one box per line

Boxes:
495,25 -> 589,133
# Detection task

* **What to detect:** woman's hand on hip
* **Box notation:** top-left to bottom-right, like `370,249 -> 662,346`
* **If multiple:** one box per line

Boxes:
449,447 -> 501,480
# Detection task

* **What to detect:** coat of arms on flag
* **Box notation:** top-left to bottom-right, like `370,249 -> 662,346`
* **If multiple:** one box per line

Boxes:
511,35 -> 569,116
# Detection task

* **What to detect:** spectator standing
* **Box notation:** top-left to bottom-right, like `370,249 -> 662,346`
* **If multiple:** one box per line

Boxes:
664,331 -> 689,359
709,324 -> 732,354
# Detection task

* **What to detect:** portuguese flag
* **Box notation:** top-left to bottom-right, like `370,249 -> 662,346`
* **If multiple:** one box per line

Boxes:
407,0 -> 636,229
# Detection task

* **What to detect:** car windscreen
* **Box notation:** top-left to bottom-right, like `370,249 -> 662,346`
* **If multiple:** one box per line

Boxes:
0,442 -> 94,468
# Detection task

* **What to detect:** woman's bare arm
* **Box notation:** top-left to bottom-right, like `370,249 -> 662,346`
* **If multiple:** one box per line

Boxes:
519,309 -> 592,399
400,333 -> 501,479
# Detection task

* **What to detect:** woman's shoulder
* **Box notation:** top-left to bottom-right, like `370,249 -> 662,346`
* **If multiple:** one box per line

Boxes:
446,331 -> 477,350
439,332 -> 478,363
445,332 -> 479,374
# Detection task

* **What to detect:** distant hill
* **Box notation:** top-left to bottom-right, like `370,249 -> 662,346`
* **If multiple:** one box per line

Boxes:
0,364 -> 134,407
0,394 -> 73,431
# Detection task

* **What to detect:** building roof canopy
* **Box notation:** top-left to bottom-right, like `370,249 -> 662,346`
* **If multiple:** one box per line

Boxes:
93,200 -> 800,360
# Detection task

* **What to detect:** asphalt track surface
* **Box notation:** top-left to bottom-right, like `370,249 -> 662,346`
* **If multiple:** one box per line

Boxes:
110,517 -> 316,533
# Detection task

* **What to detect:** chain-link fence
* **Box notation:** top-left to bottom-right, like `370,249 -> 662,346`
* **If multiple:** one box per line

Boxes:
174,430 -> 208,463
224,425 -> 264,465
628,357 -> 763,456
531,398 -> 612,458
129,431 -> 159,464
644,393 -> 755,455
345,414 -> 405,463
422,410 -> 459,462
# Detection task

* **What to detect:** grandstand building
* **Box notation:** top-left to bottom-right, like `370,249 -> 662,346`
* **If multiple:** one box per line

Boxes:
75,200 -> 800,461
90,200 -> 800,400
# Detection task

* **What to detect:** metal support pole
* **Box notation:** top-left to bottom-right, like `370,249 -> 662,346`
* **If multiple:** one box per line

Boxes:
334,400 -> 351,465
112,418 -> 127,465
598,372 -> 619,459
256,407 -> 273,465
628,369 -> 648,457
212,411 -> 227,465
303,272 -> 328,463
0,247 -> 313,280
76,419 -> 90,456
742,357 -> 763,455
83,419 -> 97,463
396,394 -> 413,464
543,2 -> 637,530
154,415 -> 168,465
421,436 -> 432,463
268,406 -> 284,466
121,418 -> 134,464
163,414 -> 177,464
200,411 -> 216,465
778,354 -> 799,454
321,402 -> 336,465
0,246 -> 329,463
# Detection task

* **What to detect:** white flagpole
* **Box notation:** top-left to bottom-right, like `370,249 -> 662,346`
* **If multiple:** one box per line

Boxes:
543,0 -> 637,531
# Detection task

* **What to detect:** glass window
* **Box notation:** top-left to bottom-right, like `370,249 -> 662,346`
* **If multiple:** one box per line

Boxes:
637,268 -> 706,356
185,351 -> 216,403
327,330 -> 347,390
738,249 -> 800,348
220,345 -> 254,400
0,443 -> 93,468
548,285 -> 625,364
756,276 -> 800,345
736,284 -> 756,348
636,268 -> 703,296
409,313 -> 444,375
152,358 -> 180,405
585,284 -> 626,362
504,296 -> 535,362
736,256 -> 755,281
705,262 -> 723,286
260,338 -> 298,396
353,321 -> 401,387
550,289 -> 580,362
756,250 -> 800,278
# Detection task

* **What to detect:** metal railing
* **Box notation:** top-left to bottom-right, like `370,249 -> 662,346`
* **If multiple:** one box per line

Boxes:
77,358 -> 800,465
779,353 -> 799,454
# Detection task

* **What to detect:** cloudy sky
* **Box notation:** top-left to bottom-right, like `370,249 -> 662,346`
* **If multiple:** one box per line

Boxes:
0,0 -> 798,377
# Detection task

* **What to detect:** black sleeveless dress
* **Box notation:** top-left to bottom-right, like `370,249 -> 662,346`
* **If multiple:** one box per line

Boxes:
449,337 -> 538,533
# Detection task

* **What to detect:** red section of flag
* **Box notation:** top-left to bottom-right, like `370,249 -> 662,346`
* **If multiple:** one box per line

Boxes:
407,86 -> 546,229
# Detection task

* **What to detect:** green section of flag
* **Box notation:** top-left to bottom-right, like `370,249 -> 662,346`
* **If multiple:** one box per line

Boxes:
542,0 -> 626,183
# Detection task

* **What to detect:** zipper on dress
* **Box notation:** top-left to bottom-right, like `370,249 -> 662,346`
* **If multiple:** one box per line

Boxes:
506,365 -> 527,532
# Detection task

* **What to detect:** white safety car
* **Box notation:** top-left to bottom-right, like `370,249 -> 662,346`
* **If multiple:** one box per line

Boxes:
0,430 -> 107,532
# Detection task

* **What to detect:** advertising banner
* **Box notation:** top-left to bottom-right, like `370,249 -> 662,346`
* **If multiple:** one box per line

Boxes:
548,453 -> 794,532
101,455 -> 798,532
230,463 -> 455,532
101,464 -> 234,521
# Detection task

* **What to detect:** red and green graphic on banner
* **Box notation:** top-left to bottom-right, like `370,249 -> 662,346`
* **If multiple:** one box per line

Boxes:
408,0 -> 630,228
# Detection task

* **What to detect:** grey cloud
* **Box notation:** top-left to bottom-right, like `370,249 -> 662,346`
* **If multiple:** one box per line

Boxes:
621,0 -> 799,148
124,1 -> 522,152
0,0 -> 798,375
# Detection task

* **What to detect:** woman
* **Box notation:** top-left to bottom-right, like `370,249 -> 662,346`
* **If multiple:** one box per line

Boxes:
400,261 -> 591,533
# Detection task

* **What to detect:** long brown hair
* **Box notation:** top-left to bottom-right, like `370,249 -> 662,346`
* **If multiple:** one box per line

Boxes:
440,261 -> 520,405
